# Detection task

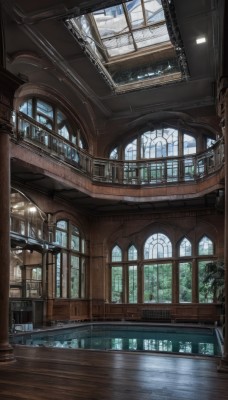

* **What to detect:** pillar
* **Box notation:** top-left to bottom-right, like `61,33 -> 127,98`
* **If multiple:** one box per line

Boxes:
0,69 -> 23,361
218,86 -> 228,372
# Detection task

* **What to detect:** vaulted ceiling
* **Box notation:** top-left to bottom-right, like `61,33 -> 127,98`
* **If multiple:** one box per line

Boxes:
2,0 -> 226,214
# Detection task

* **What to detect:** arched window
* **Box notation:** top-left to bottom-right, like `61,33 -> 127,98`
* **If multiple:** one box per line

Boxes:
141,128 -> 178,159
128,245 -> 138,261
18,97 -> 87,150
198,236 -> 214,255
111,245 -> 122,262
128,245 -> 138,303
10,188 -> 45,240
55,220 -> 86,299
144,233 -> 172,259
109,127 -> 204,161
109,127 -> 216,185
111,245 -> 123,303
197,236 -> 214,303
179,237 -> 192,257
124,139 -> 137,160
143,233 -> 172,303
183,134 -> 196,155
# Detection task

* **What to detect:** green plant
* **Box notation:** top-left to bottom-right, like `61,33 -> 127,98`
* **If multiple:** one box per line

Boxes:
203,260 -> 224,303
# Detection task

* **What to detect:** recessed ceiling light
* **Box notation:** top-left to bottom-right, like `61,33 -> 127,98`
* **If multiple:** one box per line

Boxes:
196,37 -> 206,44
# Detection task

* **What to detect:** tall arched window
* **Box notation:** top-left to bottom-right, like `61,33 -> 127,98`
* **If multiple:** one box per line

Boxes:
55,220 -> 86,299
143,233 -> 172,303
109,233 -> 217,306
111,245 -> 123,303
198,236 -> 214,303
128,245 -> 138,303
178,237 -> 192,303
144,233 -> 172,259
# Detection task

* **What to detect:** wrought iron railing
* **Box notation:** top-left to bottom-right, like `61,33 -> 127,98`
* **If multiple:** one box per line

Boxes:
13,113 -> 224,186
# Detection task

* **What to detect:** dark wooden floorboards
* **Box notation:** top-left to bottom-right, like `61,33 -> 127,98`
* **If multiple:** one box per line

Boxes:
0,347 -> 227,399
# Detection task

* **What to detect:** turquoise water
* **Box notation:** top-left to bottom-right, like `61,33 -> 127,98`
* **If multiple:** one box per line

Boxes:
10,324 -> 222,356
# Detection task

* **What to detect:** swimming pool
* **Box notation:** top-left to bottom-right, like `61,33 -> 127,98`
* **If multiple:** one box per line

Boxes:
10,323 -> 222,357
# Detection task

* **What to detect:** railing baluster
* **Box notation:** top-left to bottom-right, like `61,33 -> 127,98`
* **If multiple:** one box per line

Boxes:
13,113 -> 224,186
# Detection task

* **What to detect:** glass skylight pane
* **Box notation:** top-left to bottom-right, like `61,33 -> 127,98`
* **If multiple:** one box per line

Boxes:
128,0 -> 144,29
93,5 -> 128,39
144,0 -> 165,24
133,25 -> 169,49
103,34 -> 134,56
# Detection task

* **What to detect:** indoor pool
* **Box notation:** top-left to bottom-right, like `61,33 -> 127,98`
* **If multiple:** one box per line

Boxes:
10,323 -> 222,357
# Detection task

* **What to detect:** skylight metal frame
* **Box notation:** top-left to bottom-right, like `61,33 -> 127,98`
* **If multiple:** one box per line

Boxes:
65,0 -> 189,93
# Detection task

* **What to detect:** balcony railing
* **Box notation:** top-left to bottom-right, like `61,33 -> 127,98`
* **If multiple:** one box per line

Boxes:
13,113 -> 224,186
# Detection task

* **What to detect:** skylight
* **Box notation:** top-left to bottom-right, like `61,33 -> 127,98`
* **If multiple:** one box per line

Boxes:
66,0 -> 189,92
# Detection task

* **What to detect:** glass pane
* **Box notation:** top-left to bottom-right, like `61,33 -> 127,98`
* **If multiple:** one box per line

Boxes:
93,5 -> 128,39
184,158 -> 194,181
133,24 -> 169,49
110,147 -> 118,160
103,34 -> 134,57
57,220 -> 67,230
71,234 -> 80,251
36,115 -> 52,129
167,160 -> 178,182
144,0 -> 165,24
128,245 -> 138,260
128,265 -> 138,303
56,230 -> 67,248
144,263 -> 172,303
19,99 -> 33,117
58,124 -> 70,140
179,262 -> 192,303
70,255 -> 80,298
198,260 -> 214,303
124,162 -> 137,182
37,99 -> 53,119
112,245 -> 122,262
141,129 -> 178,159
183,134 -> 196,155
207,138 -> 216,148
125,139 -> 137,160
179,238 -> 192,257
144,233 -> 172,259
198,236 -> 214,255
80,258 -> 86,298
56,253 -> 61,297
128,0 -> 144,29
111,266 -> 123,303
62,253 -> 67,298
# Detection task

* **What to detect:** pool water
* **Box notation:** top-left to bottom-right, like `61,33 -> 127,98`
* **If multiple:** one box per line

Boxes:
10,324 -> 222,357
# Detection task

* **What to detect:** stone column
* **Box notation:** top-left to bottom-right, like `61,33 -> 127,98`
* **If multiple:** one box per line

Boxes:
0,69 -> 22,362
218,86 -> 228,372
0,121 -> 14,361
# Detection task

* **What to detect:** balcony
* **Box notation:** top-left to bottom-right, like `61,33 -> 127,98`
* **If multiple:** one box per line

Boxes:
14,113 -> 224,185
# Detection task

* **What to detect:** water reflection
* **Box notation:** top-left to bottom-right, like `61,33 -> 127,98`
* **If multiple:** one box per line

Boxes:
11,326 -> 220,356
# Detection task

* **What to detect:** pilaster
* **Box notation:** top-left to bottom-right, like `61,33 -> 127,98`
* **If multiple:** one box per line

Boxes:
0,68 -> 22,362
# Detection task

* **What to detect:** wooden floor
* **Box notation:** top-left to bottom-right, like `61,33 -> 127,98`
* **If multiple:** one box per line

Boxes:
0,347 -> 228,400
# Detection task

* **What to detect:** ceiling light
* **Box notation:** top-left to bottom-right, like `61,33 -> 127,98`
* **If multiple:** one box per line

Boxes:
196,37 -> 206,44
